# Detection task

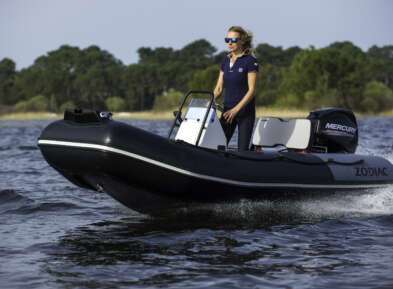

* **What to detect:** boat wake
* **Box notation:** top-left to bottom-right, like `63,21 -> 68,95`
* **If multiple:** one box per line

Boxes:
290,187 -> 392,222
146,187 -> 393,228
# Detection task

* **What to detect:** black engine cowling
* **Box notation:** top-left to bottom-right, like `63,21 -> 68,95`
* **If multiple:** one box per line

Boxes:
307,108 -> 358,153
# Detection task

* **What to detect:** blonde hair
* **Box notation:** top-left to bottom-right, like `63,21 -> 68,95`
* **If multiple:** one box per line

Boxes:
228,26 -> 253,51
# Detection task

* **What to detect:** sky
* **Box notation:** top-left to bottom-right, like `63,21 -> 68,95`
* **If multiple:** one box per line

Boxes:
1,0 -> 392,70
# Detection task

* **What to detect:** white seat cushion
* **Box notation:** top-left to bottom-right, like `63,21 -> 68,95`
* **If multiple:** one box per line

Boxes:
252,118 -> 311,149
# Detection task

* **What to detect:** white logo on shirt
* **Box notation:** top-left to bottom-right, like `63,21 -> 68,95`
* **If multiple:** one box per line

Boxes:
238,67 -> 243,72
254,62 -> 258,66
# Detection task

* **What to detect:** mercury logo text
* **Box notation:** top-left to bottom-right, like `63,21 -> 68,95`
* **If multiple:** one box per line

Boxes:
325,123 -> 356,134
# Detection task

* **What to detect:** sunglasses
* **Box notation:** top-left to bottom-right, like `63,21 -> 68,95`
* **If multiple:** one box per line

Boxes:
225,37 -> 239,43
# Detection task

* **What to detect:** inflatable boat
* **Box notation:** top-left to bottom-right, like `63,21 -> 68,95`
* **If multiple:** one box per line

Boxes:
38,91 -> 393,215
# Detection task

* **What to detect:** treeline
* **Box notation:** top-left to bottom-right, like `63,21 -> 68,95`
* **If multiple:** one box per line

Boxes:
0,40 -> 392,114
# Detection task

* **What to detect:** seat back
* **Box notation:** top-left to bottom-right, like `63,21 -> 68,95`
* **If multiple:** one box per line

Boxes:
252,118 -> 311,149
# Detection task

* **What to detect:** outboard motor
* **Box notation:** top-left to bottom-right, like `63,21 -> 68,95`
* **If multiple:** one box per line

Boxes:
307,108 -> 358,153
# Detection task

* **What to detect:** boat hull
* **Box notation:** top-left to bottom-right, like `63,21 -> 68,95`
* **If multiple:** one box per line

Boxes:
38,119 -> 393,215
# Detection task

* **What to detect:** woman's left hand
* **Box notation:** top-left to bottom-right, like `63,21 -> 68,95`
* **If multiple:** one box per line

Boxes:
223,107 -> 240,124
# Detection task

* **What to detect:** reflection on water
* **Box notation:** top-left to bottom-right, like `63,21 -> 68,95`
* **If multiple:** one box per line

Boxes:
41,197 -> 393,288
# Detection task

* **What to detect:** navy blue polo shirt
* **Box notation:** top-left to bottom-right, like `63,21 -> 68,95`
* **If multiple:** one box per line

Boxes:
220,51 -> 259,110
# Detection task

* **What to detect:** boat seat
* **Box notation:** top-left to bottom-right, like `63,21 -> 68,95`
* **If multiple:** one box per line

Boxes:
252,118 -> 311,149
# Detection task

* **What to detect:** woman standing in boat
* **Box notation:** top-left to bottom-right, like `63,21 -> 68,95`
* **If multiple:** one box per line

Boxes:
213,26 -> 259,151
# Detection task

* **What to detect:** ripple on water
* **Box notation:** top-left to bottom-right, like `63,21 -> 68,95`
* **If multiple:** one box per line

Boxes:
4,201 -> 84,215
0,118 -> 393,289
38,207 -> 393,288
0,189 -> 35,214
18,145 -> 39,151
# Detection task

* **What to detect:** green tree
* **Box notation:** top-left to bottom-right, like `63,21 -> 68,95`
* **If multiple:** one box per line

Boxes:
153,88 -> 184,111
138,47 -> 175,64
121,63 -> 163,111
105,96 -> 126,111
278,42 -> 369,109
14,95 -> 48,112
59,101 -> 76,113
256,63 -> 285,106
254,44 -> 301,66
73,45 -> 124,109
189,65 -> 219,91
360,81 -> 393,112
179,40 -> 216,89
135,40 -> 217,96
8,39 -> 393,115
14,45 -> 125,110
49,94 -> 57,112
367,45 -> 393,90
0,58 -> 16,105
11,66 -> 41,104
32,45 -> 80,108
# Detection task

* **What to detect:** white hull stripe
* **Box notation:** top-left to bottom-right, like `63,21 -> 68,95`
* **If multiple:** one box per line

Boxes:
38,139 -> 386,189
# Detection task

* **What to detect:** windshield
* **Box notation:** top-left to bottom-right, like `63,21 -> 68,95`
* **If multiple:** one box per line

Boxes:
184,98 -> 215,121
189,98 -> 210,108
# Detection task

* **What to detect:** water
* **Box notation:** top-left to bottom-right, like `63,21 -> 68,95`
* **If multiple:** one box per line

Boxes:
1,117 -> 393,289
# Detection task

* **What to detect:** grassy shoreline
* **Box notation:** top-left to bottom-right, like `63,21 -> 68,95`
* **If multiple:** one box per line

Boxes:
1,108 -> 392,120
